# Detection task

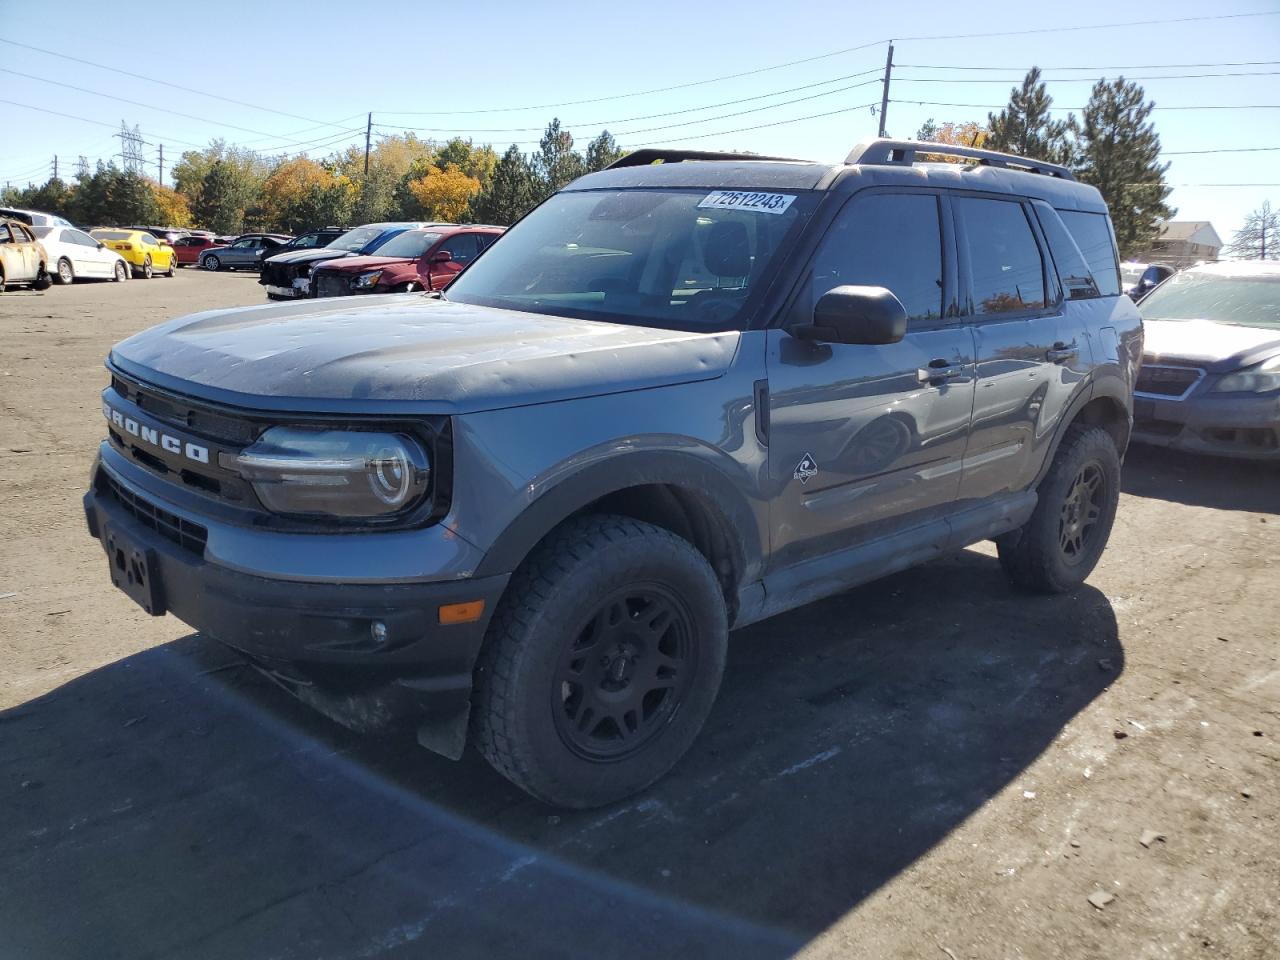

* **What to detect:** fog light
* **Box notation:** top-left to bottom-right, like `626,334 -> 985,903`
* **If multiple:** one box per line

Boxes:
370,620 -> 389,645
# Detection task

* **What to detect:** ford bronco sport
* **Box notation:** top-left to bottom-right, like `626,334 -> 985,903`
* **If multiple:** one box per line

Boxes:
84,140 -> 1141,807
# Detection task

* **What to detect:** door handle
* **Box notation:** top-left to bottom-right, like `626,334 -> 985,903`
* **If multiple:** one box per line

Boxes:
917,358 -> 965,384
1047,340 -> 1079,364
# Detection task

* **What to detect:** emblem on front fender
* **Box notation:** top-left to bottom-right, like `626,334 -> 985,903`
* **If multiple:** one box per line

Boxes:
793,453 -> 818,485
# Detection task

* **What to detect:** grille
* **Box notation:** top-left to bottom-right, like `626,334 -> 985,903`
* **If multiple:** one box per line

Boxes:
315,274 -> 350,299
1136,364 -> 1204,400
103,474 -> 208,556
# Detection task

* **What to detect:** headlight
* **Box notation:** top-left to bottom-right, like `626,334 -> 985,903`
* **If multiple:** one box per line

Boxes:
228,428 -> 430,518
1212,355 -> 1280,394
353,270 -> 383,289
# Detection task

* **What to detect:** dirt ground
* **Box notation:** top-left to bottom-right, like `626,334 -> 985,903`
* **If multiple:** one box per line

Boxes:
0,270 -> 1275,960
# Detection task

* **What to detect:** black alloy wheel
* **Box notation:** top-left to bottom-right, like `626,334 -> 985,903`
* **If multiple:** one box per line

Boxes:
1059,462 -> 1105,564
552,586 -> 696,762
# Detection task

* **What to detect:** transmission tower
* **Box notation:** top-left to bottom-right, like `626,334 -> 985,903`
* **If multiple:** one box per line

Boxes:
116,122 -> 146,174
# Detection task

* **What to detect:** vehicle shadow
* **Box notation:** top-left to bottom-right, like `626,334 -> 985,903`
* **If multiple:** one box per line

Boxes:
0,551 -> 1120,959
1123,443 -> 1279,514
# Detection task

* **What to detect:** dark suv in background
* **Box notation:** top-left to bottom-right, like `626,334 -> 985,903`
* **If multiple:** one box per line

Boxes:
85,139 -> 1140,807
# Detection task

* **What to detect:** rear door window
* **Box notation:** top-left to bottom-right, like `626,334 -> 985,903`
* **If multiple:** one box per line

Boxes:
441,233 -> 482,264
955,197 -> 1046,316
810,192 -> 945,323
1058,210 -> 1121,297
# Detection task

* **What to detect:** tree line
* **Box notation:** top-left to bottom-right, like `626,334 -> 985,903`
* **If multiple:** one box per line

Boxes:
0,120 -> 625,234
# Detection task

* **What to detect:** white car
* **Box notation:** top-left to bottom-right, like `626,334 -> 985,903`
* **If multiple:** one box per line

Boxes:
0,206 -> 73,228
31,225 -> 130,284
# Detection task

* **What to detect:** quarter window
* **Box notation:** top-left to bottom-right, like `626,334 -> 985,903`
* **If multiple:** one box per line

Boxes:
1032,202 -> 1099,301
811,193 -> 944,323
956,198 -> 1046,315
1059,210 -> 1121,297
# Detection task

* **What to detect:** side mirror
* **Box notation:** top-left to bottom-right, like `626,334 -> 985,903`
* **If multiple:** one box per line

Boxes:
431,250 -> 453,264
97,242 -> 105,250
795,285 -> 908,345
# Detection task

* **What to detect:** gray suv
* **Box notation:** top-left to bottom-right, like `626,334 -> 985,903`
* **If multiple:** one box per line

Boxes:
84,140 -> 1141,807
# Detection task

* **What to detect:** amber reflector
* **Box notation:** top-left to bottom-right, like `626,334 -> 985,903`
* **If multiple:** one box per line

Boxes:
438,600 -> 485,625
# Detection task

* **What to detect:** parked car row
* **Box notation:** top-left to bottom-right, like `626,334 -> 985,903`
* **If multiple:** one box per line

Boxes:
259,222 -> 504,299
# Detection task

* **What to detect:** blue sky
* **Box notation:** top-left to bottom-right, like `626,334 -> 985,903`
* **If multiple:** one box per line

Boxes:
1,0 -> 1277,245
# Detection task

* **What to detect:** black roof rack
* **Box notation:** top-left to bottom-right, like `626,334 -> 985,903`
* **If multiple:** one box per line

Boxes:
606,148 -> 807,169
846,138 -> 1075,181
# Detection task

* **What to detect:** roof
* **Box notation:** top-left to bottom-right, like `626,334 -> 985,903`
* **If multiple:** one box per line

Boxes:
1157,221 -> 1223,247
571,138 -> 1106,212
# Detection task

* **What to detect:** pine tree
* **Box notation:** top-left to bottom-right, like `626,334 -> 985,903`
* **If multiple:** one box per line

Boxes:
535,119 -> 586,198
194,161 -> 249,234
1225,201 -> 1278,260
985,68 -> 1073,163
468,145 -> 540,225
1076,77 -> 1173,258
585,130 -> 625,172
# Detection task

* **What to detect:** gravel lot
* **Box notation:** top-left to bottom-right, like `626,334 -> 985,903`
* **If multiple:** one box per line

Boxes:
0,270 -> 1276,959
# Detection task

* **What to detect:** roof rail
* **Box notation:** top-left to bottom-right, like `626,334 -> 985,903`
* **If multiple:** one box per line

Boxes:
606,148 -> 807,169
846,138 -> 1075,181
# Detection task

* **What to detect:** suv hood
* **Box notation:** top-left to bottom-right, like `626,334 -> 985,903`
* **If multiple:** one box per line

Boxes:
1143,318 -> 1280,373
109,296 -> 739,414
314,254 -> 411,274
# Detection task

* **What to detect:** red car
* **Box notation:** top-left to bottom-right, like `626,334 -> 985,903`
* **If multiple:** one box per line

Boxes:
171,235 -> 237,266
310,224 -> 504,297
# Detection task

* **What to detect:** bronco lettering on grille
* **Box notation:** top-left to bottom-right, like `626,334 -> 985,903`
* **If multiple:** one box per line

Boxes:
103,403 -> 210,464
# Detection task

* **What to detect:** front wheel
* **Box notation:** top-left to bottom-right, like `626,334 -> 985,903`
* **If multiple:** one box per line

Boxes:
997,424 -> 1121,593
56,258 -> 74,285
202,255 -> 219,271
164,256 -> 175,277
473,515 -> 728,808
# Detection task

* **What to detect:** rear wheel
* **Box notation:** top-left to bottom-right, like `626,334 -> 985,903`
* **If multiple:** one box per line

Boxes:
113,260 -> 128,282
473,515 -> 728,808
140,256 -> 153,280
56,258 -> 74,285
997,424 -> 1121,593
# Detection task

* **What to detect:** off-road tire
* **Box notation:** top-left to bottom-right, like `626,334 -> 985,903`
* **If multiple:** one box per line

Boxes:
56,258 -> 74,285
997,424 -> 1120,594
473,514 -> 728,808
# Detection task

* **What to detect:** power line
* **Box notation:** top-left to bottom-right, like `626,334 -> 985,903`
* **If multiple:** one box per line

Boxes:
897,59 -> 1280,71
1164,146 -> 1280,155
376,77 -> 884,140
378,68 -> 885,125
890,99 -> 1280,111
0,36 -> 353,132
629,101 -> 882,147
893,69 -> 1280,84
0,67 -> 367,150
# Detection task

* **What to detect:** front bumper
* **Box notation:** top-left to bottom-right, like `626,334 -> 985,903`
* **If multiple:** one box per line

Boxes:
83,454 -> 510,754
1133,392 -> 1280,460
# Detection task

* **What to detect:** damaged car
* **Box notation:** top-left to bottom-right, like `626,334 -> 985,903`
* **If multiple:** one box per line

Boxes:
258,222 -> 441,300
311,225 -> 503,297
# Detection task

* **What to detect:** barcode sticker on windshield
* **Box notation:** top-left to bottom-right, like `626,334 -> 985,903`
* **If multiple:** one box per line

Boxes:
697,191 -> 796,215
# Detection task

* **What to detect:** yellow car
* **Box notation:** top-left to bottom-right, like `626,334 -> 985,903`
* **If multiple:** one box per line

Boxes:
89,228 -> 176,279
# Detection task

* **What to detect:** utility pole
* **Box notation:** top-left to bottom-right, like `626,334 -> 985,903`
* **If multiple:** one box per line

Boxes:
158,144 -> 164,188
53,155 -> 58,181
364,112 -> 372,178
877,43 -> 894,138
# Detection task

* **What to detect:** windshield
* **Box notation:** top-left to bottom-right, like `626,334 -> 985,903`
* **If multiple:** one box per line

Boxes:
1120,264 -> 1145,283
374,231 -> 442,259
1139,270 -> 1280,329
445,188 -> 814,331
329,226 -> 389,253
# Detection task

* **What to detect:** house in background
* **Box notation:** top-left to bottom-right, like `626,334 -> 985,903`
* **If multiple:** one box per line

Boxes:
1137,221 -> 1222,268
